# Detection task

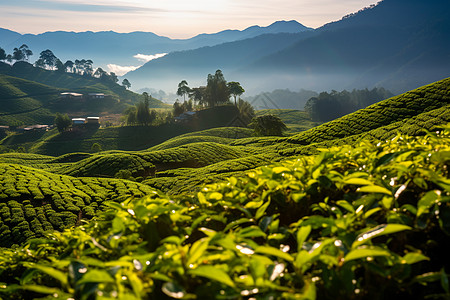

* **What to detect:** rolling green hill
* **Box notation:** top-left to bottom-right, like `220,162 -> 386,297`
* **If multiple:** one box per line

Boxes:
0,163 -> 155,246
0,74 -> 59,126
0,62 -> 167,126
0,77 -> 449,247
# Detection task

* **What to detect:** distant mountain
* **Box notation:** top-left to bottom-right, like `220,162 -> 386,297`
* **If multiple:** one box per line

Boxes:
0,21 -> 311,69
0,28 -> 21,46
125,0 -> 450,96
243,0 -> 450,93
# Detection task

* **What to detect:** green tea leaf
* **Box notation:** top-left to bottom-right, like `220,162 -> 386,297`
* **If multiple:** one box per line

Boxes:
296,226 -> 311,252
352,224 -> 411,249
357,185 -> 392,195
401,253 -> 429,265
343,178 -> 373,186
345,247 -> 391,262
77,269 -> 115,284
255,246 -> 294,262
189,266 -> 235,287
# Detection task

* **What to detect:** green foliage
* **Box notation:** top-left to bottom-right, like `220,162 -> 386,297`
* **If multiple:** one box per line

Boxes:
305,87 -> 393,122
54,113 -> 71,133
227,81 -> 245,106
205,70 -> 230,107
1,128 -> 449,299
249,114 -> 288,136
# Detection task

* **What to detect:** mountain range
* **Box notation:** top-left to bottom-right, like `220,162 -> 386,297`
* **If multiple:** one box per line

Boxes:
124,0 -> 450,95
0,21 -> 310,70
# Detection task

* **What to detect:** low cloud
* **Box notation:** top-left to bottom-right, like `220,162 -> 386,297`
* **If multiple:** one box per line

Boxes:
134,53 -> 168,63
106,64 -> 140,76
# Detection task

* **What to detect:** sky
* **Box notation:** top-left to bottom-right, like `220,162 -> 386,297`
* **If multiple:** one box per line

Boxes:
0,0 -> 380,39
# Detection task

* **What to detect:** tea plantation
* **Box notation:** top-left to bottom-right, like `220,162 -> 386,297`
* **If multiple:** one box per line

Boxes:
0,77 -> 449,299
0,164 -> 155,246
0,126 -> 449,299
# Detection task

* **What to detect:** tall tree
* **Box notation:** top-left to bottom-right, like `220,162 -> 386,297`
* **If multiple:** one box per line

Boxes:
227,81 -> 245,106
0,47 -> 6,61
177,80 -> 191,101
12,47 -> 24,61
109,72 -> 119,83
38,49 -> 58,69
12,44 -> 33,62
54,113 -> 71,133
55,59 -> 65,73
189,87 -> 206,107
122,79 -> 131,89
19,44 -> 33,61
94,67 -> 107,79
84,59 -> 93,76
74,59 -> 82,74
205,70 -> 229,107
64,60 -> 74,73
136,93 -> 152,125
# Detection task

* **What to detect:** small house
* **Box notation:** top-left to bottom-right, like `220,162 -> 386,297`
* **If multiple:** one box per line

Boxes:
86,117 -> 100,125
174,111 -> 196,123
60,92 -> 83,100
23,125 -> 49,132
72,118 -> 86,126
88,93 -> 105,99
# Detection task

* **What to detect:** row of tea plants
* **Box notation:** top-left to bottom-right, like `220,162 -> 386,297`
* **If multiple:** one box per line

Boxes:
0,126 -> 449,299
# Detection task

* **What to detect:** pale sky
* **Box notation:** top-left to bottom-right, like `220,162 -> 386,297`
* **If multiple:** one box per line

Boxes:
0,0 -> 380,38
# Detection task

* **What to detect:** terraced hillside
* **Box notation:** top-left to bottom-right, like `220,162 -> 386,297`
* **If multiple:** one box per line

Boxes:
0,62 -> 167,126
0,77 -> 449,246
0,163 -> 154,246
0,61 -> 165,107
0,74 -> 59,126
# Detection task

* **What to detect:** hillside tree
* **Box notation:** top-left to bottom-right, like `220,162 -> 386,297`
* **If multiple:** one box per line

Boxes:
13,44 -> 33,62
189,87 -> 206,107
135,93 -> 156,126
249,114 -> 287,136
122,79 -> 131,89
227,81 -> 245,106
177,80 -> 191,101
64,60 -> 74,73
54,113 -> 72,133
94,67 -> 107,79
0,47 -> 6,61
38,49 -> 58,69
55,59 -> 65,73
108,72 -> 119,83
205,70 -> 229,107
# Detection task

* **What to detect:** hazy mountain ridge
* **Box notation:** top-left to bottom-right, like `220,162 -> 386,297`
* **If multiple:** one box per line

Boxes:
124,0 -> 450,95
0,20 -> 311,68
